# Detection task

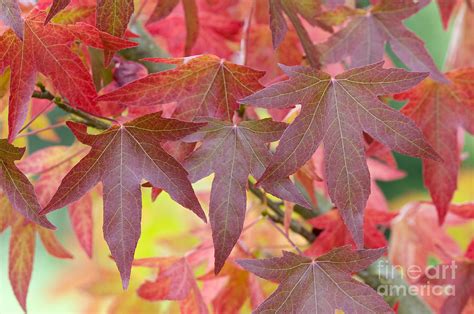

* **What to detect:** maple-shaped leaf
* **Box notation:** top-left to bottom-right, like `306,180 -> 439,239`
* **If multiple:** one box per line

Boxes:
395,69 -> 474,223
135,245 -> 212,314
318,0 -> 447,82
137,257 -> 208,313
389,202 -> 465,279
41,112 -> 207,288
306,208 -> 397,257
0,10 -> 137,142
183,118 -> 310,272
419,240 -> 474,314
240,62 -> 439,247
0,139 -> 54,229
97,55 -> 264,122
237,246 -> 392,313
0,0 -> 23,38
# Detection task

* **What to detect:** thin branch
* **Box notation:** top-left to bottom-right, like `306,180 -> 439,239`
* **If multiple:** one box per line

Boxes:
31,90 -> 112,130
17,122 -> 66,138
266,216 -> 303,254
281,0 -> 321,69
18,100 -> 54,134
248,181 -> 318,243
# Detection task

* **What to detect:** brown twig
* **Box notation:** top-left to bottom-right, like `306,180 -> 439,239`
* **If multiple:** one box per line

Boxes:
31,90 -> 112,130
281,0 -> 321,69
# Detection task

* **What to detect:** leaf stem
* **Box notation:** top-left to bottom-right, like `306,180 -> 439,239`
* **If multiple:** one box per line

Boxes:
266,216 -> 303,254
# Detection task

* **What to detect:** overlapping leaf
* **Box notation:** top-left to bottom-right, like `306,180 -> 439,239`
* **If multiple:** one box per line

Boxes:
318,0 -> 446,82
45,0 -> 134,63
306,208 -> 396,257
389,202 -> 467,279
238,246 -> 392,313
145,0 -> 241,58
183,118 -> 310,272
97,55 -> 264,122
419,240 -> 474,314
135,245 -> 213,313
436,0 -> 461,29
395,69 -> 474,222
0,10 -> 136,141
0,139 -> 54,228
18,144 -> 94,257
0,0 -> 23,38
147,0 -> 199,56
137,257 -> 208,313
240,62 -> 439,247
41,112 -> 206,288
1,196 -> 72,311
96,0 -> 135,64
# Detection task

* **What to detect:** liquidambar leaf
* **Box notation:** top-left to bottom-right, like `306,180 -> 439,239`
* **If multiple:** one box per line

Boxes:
240,62 -> 439,247
318,0 -> 447,82
183,118 -> 310,272
238,246 -> 392,313
42,112 -> 206,288
0,10 -> 137,142
395,69 -> 474,223
97,55 -> 264,122
0,139 -> 54,229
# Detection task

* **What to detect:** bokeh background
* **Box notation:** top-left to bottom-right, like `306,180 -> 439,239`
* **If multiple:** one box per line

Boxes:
0,1 -> 473,313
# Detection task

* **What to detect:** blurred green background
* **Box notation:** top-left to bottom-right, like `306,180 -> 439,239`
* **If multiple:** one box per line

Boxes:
1,1 -> 473,313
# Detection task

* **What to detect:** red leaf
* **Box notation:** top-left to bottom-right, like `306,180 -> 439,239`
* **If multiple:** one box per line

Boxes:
436,0 -> 460,29
306,208 -> 396,257
389,202 -> 465,280
318,0 -> 447,82
418,241 -> 474,314
237,246 -> 392,313
395,69 -> 474,223
183,118 -> 309,272
68,194 -> 94,257
0,10 -> 137,141
0,139 -> 54,228
145,2 -> 241,58
136,257 -> 208,314
42,112 -> 206,288
240,62 -> 439,248
97,55 -> 264,122
6,213 -> 72,311
9,220 -> 35,312
19,144 -> 94,257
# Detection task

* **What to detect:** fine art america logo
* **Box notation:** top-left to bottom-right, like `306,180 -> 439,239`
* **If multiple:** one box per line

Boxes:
377,260 -> 458,297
